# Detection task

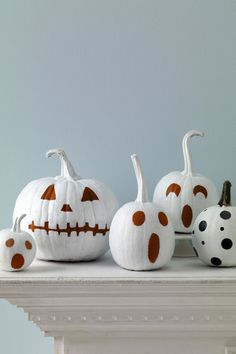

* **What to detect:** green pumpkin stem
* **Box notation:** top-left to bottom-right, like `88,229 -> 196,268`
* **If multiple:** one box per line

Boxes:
218,180 -> 232,207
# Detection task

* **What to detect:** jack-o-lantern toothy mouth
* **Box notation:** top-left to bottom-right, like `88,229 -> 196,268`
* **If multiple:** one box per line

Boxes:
28,221 -> 109,237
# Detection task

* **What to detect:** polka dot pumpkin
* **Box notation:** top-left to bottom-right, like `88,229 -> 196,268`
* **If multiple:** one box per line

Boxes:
192,181 -> 236,267
109,154 -> 175,271
0,214 -> 36,271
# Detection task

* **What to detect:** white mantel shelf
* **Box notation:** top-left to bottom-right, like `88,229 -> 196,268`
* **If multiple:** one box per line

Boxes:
1,252 -> 236,354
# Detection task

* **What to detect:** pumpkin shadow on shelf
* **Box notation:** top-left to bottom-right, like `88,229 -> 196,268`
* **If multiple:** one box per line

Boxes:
27,253 -> 111,273
186,259 -> 233,270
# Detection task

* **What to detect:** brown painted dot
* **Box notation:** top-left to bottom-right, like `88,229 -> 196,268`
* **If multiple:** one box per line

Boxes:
25,240 -> 32,250
132,211 -> 145,226
148,233 -> 160,263
5,238 -> 14,247
158,212 -> 168,226
11,254 -> 25,269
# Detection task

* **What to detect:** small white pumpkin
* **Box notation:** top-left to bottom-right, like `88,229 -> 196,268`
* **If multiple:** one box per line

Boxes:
153,130 -> 219,234
192,181 -> 236,267
109,154 -> 175,271
0,214 -> 36,271
13,149 -> 118,261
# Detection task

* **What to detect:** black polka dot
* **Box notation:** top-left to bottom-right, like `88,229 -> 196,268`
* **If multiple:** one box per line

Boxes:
211,257 -> 222,266
201,241 -> 205,245
193,247 -> 199,257
221,238 -> 233,250
199,220 -> 207,232
220,227 -> 224,231
192,230 -> 195,234
220,210 -> 231,220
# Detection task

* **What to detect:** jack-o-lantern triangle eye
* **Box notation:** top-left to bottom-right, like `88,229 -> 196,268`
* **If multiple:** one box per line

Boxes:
81,187 -> 99,202
41,184 -> 56,200
166,183 -> 181,197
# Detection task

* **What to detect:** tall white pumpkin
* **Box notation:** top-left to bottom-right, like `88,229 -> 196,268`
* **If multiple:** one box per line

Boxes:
109,154 -> 175,271
153,131 -> 219,234
13,149 -> 118,261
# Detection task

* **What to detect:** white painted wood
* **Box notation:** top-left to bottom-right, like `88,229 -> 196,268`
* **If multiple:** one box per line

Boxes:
58,336 -> 227,354
0,252 -> 236,354
1,251 -> 236,281
54,337 -> 64,354
225,347 -> 236,354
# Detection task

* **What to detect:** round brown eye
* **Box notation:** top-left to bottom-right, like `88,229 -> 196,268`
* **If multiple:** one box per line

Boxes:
158,212 -> 168,226
132,211 -> 145,226
6,238 -> 14,247
25,240 -> 32,250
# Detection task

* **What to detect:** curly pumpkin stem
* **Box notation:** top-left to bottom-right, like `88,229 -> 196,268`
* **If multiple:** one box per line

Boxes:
12,214 -> 26,232
218,180 -> 232,207
46,148 -> 80,180
182,130 -> 204,176
131,154 -> 149,203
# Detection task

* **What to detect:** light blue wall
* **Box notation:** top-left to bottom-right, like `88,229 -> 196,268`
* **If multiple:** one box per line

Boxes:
0,1 -> 235,353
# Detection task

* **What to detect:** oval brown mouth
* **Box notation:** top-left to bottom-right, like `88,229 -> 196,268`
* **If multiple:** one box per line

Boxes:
181,205 -> 193,228
148,233 -> 160,263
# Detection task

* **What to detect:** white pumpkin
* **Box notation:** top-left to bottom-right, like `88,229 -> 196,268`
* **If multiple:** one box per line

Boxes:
109,154 -> 175,271
193,181 -> 236,267
153,130 -> 219,234
0,214 -> 36,271
13,149 -> 118,261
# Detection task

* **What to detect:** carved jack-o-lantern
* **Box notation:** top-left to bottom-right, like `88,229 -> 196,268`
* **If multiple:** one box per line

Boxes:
153,131 -> 219,234
109,154 -> 175,271
13,149 -> 118,261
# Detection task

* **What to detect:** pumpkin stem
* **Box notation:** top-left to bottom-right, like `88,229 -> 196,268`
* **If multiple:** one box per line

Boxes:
218,180 -> 232,207
131,154 -> 149,203
12,214 -> 26,232
46,149 -> 80,180
182,130 -> 204,176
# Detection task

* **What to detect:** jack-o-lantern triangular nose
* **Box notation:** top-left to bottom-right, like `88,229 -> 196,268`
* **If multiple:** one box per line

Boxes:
61,204 -> 73,212
81,187 -> 99,202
